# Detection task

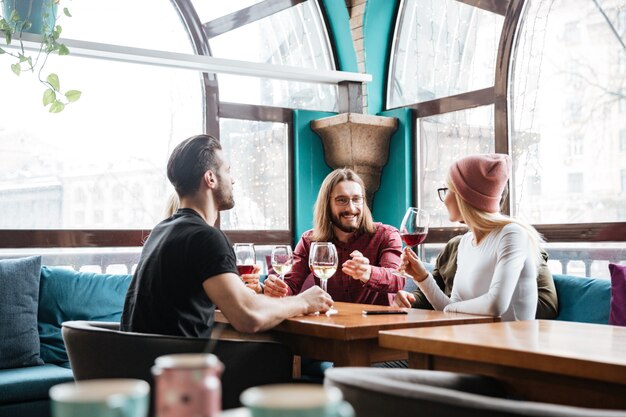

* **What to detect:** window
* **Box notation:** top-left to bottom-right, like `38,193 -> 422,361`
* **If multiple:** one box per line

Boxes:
387,0 -> 504,107
510,0 -> 625,224
568,135 -> 583,156
419,106 -> 494,227
567,173 -> 583,193
206,1 -> 338,111
563,21 -> 580,43
621,130 -> 626,152
219,118 -> 289,230
0,0 -> 201,230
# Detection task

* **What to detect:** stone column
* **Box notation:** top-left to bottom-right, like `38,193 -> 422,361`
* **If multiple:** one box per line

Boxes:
311,112 -> 397,206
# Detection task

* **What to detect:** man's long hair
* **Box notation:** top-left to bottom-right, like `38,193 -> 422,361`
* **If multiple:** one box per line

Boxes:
311,168 -> 375,241
167,134 -> 222,197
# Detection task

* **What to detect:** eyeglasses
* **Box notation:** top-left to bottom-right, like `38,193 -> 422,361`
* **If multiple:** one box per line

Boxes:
437,187 -> 448,202
333,196 -> 364,206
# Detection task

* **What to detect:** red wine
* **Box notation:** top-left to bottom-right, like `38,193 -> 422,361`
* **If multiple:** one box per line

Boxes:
237,265 -> 255,275
401,232 -> 427,246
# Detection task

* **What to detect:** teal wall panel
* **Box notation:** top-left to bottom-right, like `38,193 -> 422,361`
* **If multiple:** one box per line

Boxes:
371,107 -> 413,227
293,109 -> 335,242
363,0 -> 399,115
320,0 -> 358,72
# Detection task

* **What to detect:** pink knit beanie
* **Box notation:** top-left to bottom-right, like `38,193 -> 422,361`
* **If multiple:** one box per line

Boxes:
449,153 -> 511,212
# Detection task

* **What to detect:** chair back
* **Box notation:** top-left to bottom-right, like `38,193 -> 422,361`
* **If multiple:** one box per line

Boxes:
325,367 -> 626,417
62,321 -> 293,412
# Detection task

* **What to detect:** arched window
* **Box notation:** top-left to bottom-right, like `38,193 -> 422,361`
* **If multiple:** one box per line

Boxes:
0,0 -> 202,230
388,0 -> 626,277
0,0 -> 340,267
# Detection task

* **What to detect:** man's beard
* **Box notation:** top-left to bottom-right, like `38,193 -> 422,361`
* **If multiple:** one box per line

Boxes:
331,212 -> 360,234
214,181 -> 235,211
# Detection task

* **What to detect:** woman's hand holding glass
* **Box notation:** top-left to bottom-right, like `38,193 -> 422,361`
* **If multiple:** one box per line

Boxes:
393,207 -> 429,279
399,246 -> 429,283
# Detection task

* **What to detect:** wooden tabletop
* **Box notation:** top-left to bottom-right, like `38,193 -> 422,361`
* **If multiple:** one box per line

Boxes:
217,301 -> 496,341
216,302 -> 496,366
379,320 -> 626,408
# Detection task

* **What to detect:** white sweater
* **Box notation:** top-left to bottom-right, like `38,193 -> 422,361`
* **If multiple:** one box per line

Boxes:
417,223 -> 537,321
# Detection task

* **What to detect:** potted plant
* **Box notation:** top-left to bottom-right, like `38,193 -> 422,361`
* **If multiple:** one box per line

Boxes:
0,0 -> 80,112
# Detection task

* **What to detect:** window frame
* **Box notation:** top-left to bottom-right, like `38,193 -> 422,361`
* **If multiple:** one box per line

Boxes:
387,0 -> 625,245
0,0 -> 337,250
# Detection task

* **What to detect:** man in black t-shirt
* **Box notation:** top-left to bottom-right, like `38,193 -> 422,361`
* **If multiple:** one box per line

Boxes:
121,134 -> 333,337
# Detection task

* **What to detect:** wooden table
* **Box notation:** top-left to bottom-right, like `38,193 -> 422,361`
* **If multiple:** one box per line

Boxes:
379,320 -> 626,409
217,302 -> 496,367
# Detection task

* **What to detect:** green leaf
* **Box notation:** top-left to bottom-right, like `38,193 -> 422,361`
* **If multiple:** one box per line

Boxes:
47,73 -> 60,91
43,89 -> 56,106
10,10 -> 20,22
65,90 -> 82,102
5,32 -> 12,45
22,20 -> 32,31
63,8 -> 72,17
11,63 -> 20,76
58,44 -> 69,56
49,101 -> 65,113
18,53 -> 28,62
0,47 -> 5,55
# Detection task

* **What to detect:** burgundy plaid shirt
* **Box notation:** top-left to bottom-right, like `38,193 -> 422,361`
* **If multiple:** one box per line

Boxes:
285,223 -> 404,305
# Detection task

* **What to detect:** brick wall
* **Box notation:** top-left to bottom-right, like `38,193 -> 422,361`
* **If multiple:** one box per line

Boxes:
345,0 -> 367,112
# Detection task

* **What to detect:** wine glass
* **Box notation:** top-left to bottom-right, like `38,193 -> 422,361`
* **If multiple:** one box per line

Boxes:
271,245 -> 293,281
309,242 -> 338,315
392,208 -> 429,279
233,243 -> 256,276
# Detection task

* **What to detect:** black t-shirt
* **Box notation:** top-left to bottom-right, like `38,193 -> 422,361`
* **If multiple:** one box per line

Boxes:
120,208 -> 238,337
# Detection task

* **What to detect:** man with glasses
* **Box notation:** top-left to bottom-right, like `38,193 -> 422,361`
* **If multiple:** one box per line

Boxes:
264,168 -> 404,306
394,183 -> 558,319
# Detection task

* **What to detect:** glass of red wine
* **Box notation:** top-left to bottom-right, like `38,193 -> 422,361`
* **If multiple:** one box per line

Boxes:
234,243 -> 256,276
392,207 -> 429,279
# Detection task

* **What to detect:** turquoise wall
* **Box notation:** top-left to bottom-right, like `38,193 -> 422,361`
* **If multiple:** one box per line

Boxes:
363,0 -> 399,115
320,0 -> 358,72
292,109 -> 334,242
291,1 -> 410,242
372,107 -> 413,226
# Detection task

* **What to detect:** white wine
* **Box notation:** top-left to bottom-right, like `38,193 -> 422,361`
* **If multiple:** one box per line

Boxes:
273,264 -> 292,276
312,265 -> 336,280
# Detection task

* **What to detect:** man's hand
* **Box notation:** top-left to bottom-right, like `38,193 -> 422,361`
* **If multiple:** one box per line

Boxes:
400,247 -> 429,282
241,264 -> 263,294
342,250 -> 372,283
263,274 -> 290,297
297,285 -> 333,314
393,290 -> 416,308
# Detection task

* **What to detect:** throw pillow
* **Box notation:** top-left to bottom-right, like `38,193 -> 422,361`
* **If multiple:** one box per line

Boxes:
0,256 -> 44,369
38,267 -> 132,367
609,263 -> 626,326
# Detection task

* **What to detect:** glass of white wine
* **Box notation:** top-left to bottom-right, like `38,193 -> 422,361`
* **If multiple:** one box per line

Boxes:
271,245 -> 293,281
309,242 -> 338,315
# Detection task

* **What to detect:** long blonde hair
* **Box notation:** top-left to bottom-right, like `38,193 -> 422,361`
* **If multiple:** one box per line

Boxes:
164,192 -> 180,218
311,168 -> 375,241
448,177 -> 544,264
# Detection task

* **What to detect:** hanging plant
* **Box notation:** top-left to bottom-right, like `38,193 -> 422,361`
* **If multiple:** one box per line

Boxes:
0,0 -> 81,112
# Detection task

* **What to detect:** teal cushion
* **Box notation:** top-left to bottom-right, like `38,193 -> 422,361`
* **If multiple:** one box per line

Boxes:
553,274 -> 611,324
37,267 -> 132,367
0,363 -> 74,404
0,256 -> 44,369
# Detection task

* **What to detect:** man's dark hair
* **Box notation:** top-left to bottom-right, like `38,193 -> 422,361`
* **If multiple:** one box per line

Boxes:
167,134 -> 222,197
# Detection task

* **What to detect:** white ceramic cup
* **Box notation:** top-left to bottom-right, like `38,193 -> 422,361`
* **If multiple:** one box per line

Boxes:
49,378 -> 149,417
240,384 -> 354,417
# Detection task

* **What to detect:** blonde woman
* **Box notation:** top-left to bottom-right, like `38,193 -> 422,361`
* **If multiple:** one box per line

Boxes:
400,154 -> 542,321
